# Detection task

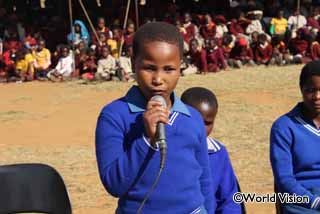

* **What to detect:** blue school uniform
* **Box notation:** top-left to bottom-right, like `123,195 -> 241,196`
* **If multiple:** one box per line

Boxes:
270,102 -> 320,211
95,86 -> 214,214
207,137 -> 241,214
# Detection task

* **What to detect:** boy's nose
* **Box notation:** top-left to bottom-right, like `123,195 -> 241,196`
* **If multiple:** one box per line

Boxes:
152,75 -> 163,86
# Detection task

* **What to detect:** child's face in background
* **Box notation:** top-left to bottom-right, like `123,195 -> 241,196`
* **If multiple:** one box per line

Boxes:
61,48 -> 69,57
99,33 -> 107,43
101,47 -> 110,58
134,41 -> 181,106
301,75 -> 320,116
127,23 -> 135,34
197,102 -> 217,136
75,24 -> 81,33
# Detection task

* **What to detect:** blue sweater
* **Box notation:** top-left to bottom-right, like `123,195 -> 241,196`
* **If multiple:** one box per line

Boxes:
270,102 -> 320,210
95,86 -> 214,214
207,138 -> 241,214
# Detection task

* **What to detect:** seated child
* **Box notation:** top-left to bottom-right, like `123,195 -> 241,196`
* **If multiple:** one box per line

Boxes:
182,39 -> 205,75
181,87 -> 242,214
95,45 -> 117,81
229,38 -> 255,68
80,48 -> 97,81
47,45 -> 73,81
253,34 -> 273,65
14,48 -> 34,82
118,45 -> 135,81
204,38 -> 227,73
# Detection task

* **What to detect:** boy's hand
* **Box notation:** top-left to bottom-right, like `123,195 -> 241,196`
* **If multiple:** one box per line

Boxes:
143,100 -> 170,147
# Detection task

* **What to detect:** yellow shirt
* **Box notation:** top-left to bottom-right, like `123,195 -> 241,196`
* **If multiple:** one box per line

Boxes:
34,48 -> 51,69
16,54 -> 35,74
271,18 -> 288,35
107,39 -> 119,58
15,59 -> 29,74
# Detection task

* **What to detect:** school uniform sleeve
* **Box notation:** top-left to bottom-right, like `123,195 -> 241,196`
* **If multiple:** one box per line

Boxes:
215,147 -> 241,214
270,118 -> 320,210
95,105 -> 151,198
195,113 -> 214,213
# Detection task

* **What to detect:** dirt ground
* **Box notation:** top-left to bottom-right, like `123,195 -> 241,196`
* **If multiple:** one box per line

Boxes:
0,65 -> 303,214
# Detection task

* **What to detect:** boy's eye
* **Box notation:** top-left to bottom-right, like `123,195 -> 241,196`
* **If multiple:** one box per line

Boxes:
163,67 -> 176,73
304,88 -> 318,93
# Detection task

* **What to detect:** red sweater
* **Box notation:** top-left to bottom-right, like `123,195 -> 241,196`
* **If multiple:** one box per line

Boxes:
310,41 -> 320,60
205,47 -> 227,71
230,45 -> 254,61
200,23 -> 216,39
254,43 -> 273,62
289,38 -> 308,55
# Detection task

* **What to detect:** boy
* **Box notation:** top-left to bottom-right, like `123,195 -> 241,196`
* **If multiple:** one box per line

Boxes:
95,22 -> 213,214
47,45 -> 73,82
95,45 -> 117,81
34,39 -> 51,80
181,87 -> 242,214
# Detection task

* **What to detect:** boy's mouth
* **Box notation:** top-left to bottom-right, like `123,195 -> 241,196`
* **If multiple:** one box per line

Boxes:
151,90 -> 166,96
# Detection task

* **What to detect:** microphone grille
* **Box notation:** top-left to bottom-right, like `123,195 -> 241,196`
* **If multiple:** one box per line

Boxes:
150,95 -> 167,108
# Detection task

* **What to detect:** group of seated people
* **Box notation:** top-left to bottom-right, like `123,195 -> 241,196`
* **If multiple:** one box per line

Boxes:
2,2 -> 320,82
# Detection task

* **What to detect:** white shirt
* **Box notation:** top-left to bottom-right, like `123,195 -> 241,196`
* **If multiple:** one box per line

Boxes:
55,54 -> 73,76
288,15 -> 307,30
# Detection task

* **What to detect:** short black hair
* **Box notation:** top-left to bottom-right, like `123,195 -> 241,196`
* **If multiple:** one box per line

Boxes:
300,60 -> 320,89
181,87 -> 218,110
132,22 -> 184,59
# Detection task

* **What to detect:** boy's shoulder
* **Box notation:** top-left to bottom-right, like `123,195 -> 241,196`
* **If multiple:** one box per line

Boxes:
100,96 -> 129,117
207,137 -> 227,155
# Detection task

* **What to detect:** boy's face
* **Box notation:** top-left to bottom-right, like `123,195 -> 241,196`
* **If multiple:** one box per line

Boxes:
134,41 -> 181,105
102,47 -> 109,58
198,103 -> 217,136
62,48 -> 69,57
301,75 -> 320,115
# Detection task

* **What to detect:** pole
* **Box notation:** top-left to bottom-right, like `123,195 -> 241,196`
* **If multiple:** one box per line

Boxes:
68,0 -> 76,74
135,0 -> 139,28
119,0 -> 131,57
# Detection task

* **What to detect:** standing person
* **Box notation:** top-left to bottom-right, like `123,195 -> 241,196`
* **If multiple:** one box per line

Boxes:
270,10 -> 288,37
270,61 -> 320,214
95,22 -> 213,214
181,87 -> 242,214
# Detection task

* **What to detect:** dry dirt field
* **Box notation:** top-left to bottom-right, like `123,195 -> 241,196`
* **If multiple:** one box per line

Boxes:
0,65 -> 303,214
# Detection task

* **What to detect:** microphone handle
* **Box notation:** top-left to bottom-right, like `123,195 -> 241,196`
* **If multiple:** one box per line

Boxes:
157,123 -> 166,141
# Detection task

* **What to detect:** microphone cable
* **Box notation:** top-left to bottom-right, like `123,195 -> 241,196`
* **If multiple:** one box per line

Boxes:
136,139 -> 167,214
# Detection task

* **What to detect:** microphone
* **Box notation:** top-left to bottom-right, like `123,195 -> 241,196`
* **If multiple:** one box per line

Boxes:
150,95 -> 167,169
137,95 -> 168,213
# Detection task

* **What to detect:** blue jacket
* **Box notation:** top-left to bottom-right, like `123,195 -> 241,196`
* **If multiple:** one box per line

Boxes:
95,86 -> 214,214
207,137 -> 241,214
270,102 -> 320,210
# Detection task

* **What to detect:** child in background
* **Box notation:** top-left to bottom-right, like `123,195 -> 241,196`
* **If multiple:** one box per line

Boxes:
118,45 -> 134,81
34,39 -> 51,80
205,38 -> 227,73
181,87 -> 242,214
254,34 -> 273,65
96,22 -> 213,214
229,38 -> 255,68
0,54 -> 6,82
47,45 -> 73,82
80,48 -> 97,81
95,45 -> 117,81
183,39 -> 206,75
15,48 -> 33,81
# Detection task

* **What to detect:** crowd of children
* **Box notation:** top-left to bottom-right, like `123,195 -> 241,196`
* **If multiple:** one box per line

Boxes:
2,1 -> 320,82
